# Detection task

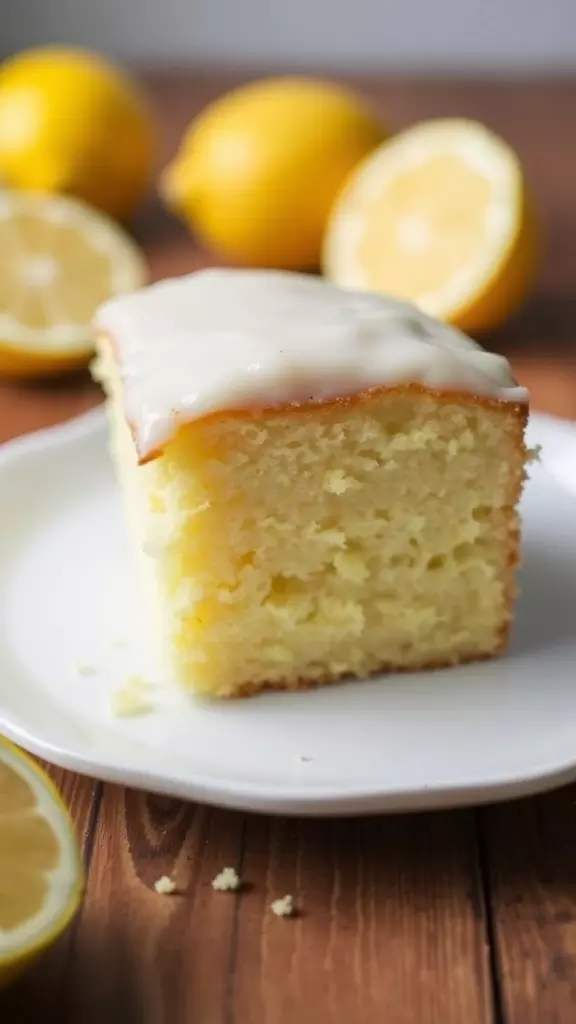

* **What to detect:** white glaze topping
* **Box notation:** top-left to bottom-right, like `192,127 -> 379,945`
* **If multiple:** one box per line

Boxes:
96,269 -> 528,459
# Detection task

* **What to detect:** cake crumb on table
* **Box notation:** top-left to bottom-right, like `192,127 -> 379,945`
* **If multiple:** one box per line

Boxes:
154,875 -> 177,895
212,867 -> 241,892
270,894 -> 295,917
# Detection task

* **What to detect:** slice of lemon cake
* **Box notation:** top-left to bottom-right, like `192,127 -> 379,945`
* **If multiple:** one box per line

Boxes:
94,269 -> 529,699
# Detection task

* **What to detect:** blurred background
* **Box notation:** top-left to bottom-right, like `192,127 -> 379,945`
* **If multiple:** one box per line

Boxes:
0,0 -> 575,427
4,0 -> 576,71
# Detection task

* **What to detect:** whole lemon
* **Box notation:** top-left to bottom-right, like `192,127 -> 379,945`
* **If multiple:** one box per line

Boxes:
161,77 -> 385,269
0,47 -> 154,220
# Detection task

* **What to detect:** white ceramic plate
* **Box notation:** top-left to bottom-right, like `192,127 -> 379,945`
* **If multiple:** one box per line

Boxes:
0,407 -> 575,816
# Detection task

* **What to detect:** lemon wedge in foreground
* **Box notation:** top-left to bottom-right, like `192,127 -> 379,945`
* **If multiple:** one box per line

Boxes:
0,190 -> 147,378
0,739 -> 83,988
323,118 -> 537,333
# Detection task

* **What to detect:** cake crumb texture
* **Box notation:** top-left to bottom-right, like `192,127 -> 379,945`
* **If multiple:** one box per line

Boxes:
212,867 -> 241,892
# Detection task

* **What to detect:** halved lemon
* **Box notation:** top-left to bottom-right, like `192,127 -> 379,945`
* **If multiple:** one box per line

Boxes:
0,190 -> 147,378
323,118 -> 537,333
0,739 -> 83,987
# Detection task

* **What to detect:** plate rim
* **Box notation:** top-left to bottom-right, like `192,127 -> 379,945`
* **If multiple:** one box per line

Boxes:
1,404 -> 576,816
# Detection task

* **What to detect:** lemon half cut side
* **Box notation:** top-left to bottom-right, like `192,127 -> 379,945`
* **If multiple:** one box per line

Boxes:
0,190 -> 147,378
323,118 -> 537,333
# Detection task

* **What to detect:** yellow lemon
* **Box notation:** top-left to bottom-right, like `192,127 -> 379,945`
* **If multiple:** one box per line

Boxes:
0,46 -> 154,221
0,739 -> 84,987
0,190 -> 147,378
161,77 -> 385,269
323,118 -> 537,333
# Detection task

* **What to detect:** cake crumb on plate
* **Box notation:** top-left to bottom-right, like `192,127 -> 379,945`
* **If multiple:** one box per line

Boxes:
212,867 -> 241,892
270,894 -> 295,917
108,635 -> 128,650
126,673 -> 153,689
74,661 -> 98,677
110,675 -> 154,717
154,875 -> 176,895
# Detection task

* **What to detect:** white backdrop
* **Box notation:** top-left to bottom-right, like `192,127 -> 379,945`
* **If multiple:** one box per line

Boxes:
3,0 -> 576,70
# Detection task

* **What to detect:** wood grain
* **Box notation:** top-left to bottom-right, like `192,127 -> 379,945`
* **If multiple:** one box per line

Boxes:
0,72 -> 576,1024
57,789 -> 246,1024
231,812 -> 493,1024
35,796 -> 494,1024
480,787 -> 576,1024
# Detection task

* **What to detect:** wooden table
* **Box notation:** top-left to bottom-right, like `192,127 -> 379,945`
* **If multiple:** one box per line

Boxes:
1,73 -> 576,1024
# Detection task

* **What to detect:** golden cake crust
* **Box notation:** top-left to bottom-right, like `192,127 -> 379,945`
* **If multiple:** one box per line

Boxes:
101,327 -> 527,461
127,377 -> 528,465
225,640 -> 511,699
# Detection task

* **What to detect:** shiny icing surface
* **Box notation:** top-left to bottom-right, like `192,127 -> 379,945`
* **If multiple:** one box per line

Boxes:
96,268 -> 528,459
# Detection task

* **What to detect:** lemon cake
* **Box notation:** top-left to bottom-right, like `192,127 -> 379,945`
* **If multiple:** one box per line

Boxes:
94,269 -> 529,699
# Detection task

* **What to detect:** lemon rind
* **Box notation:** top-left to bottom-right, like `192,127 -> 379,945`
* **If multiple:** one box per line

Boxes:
0,740 -> 84,976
